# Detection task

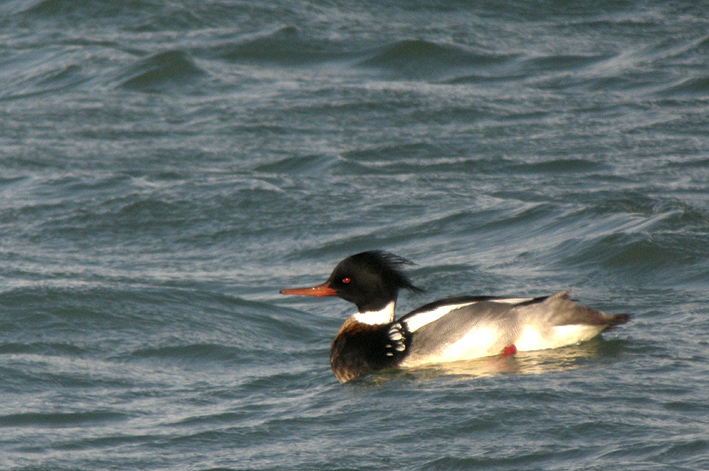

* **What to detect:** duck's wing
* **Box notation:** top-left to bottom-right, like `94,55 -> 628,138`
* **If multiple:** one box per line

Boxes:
396,292 -> 630,366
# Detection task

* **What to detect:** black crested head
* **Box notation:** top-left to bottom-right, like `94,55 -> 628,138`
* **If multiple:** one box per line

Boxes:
327,251 -> 424,312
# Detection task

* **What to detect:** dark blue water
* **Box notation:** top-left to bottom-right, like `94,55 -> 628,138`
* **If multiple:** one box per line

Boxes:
1,1 -> 708,470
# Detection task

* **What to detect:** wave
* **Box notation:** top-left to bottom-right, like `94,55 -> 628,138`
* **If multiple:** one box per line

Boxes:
8,0 -> 75,15
216,26 -> 351,65
127,343 -> 241,361
0,410 -> 129,427
0,282 -> 321,350
541,197 -> 709,286
253,153 -> 340,174
359,39 -> 513,79
115,50 -> 207,92
0,47 -> 91,100
511,158 -> 611,174
523,53 -> 611,73
16,0 -> 159,22
660,76 -> 709,97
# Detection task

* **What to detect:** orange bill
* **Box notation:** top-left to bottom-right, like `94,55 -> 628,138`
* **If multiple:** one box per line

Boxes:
280,281 -> 337,297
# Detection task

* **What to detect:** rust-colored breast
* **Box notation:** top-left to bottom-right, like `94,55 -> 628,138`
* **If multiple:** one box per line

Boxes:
329,318 -> 410,382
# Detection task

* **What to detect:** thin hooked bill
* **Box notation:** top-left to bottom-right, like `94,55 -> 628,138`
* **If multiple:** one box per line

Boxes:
280,281 -> 337,297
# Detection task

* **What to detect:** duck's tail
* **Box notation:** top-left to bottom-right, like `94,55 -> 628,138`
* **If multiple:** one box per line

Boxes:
602,312 -> 631,331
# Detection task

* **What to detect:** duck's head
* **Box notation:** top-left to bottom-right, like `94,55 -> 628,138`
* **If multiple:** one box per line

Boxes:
280,250 -> 423,313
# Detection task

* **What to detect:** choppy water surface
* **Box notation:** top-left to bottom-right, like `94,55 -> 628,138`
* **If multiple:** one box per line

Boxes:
1,1 -> 708,470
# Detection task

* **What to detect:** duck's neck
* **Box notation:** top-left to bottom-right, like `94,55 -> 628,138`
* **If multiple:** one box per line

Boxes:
351,301 -> 396,325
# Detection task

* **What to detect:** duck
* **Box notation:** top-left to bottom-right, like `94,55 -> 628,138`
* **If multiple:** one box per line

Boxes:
280,251 -> 630,382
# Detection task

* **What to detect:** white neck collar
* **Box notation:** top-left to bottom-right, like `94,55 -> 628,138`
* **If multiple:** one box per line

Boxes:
351,301 -> 396,325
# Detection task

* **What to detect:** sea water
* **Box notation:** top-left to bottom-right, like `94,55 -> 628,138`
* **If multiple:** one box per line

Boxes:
1,1 -> 708,470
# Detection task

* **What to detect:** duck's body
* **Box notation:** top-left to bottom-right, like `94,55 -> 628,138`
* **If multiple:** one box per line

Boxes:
281,251 -> 629,382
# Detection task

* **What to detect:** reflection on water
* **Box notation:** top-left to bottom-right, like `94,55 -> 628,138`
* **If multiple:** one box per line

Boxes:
365,338 -> 627,384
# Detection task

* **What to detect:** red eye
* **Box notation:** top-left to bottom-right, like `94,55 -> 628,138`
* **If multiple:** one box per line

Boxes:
342,277 -> 351,284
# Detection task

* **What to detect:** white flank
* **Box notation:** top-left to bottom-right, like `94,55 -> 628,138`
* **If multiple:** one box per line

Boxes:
515,325 -> 545,351
438,327 -> 500,361
401,327 -> 500,367
551,324 -> 605,346
404,302 -> 478,332
515,324 -> 605,351
352,301 -> 396,325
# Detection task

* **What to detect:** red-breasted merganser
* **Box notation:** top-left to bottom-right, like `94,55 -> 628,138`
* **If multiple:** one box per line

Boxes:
280,251 -> 630,382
